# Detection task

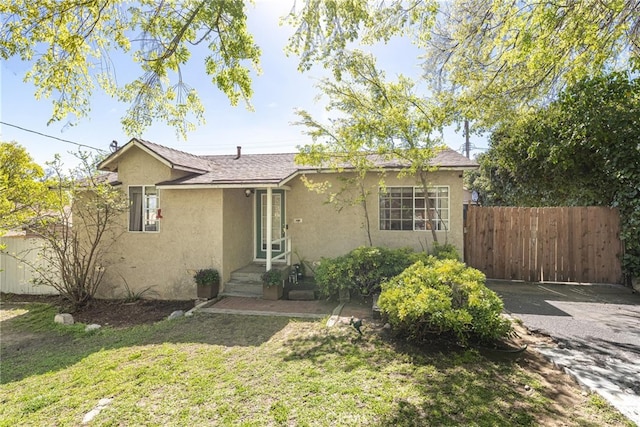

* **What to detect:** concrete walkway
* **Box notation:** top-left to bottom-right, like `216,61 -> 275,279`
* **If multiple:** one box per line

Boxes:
486,281 -> 640,426
195,296 -> 373,324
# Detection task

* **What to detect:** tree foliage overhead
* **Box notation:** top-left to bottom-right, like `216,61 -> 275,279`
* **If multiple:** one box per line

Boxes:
425,0 -> 640,127
468,71 -> 640,278
0,0 -> 260,138
1,0 -> 637,136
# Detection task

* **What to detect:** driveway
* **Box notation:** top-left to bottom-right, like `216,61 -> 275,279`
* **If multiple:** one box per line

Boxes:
486,281 -> 640,426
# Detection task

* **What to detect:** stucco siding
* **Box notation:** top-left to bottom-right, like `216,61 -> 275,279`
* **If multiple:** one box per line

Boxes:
97,147 -> 226,300
99,188 -> 223,300
287,170 -> 465,263
221,189 -> 254,288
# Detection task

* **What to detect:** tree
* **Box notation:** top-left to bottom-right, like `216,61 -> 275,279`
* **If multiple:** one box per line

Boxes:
2,1 -> 637,137
295,51 -> 446,244
0,0 -> 260,138
26,153 -> 129,308
468,72 -> 640,280
424,0 -> 640,128
0,142 -> 52,240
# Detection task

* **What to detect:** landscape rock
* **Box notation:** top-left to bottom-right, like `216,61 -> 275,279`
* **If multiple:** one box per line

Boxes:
54,313 -> 74,325
167,310 -> 184,320
85,324 -> 101,332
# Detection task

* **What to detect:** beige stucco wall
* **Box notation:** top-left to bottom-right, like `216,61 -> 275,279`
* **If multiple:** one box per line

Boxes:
98,147 -> 226,300
286,169 -> 466,264
97,145 -> 467,299
221,188 -> 254,288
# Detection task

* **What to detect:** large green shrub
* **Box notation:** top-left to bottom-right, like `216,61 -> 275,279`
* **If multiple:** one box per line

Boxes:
314,246 -> 417,299
313,245 -> 463,299
378,259 -> 512,344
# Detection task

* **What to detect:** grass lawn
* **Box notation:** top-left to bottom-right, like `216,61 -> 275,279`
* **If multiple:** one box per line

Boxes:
0,303 -> 633,426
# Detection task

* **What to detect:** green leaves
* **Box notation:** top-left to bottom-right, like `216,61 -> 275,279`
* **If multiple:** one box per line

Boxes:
471,72 -> 640,278
424,0 -> 639,129
0,142 -> 53,235
0,0 -> 260,139
378,259 -> 512,344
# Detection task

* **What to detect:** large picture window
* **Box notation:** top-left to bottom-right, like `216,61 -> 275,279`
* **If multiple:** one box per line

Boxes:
129,186 -> 159,232
379,186 -> 449,231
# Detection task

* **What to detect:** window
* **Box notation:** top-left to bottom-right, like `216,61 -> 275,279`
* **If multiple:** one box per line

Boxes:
379,186 -> 449,231
129,186 -> 159,232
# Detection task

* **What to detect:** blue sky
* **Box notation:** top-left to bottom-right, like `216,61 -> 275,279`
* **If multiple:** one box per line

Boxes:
0,0 -> 485,169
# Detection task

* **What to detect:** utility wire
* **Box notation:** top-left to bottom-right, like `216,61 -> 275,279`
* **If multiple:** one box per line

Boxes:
0,121 -> 106,152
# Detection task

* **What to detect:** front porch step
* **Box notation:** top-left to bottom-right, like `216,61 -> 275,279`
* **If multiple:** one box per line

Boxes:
221,280 -> 262,298
221,263 -> 290,298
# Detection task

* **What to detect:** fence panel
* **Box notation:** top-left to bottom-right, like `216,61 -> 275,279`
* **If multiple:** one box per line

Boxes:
0,235 -> 59,295
464,206 -> 623,284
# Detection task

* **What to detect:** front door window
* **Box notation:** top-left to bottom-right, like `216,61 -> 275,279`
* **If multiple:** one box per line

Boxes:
261,192 -> 282,252
256,190 -> 285,259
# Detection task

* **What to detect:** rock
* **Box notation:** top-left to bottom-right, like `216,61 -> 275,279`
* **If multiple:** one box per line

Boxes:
85,324 -> 101,332
383,323 -> 391,330
167,310 -> 184,320
524,385 -> 531,391
82,398 -> 113,424
54,313 -> 74,325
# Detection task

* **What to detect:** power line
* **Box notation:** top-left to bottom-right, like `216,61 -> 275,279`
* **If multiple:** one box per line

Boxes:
0,121 -> 106,152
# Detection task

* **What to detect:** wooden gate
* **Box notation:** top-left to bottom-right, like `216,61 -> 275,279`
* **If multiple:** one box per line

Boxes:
464,206 -> 623,284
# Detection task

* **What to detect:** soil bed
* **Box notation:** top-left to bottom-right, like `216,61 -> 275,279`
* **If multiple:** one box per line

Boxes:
1,293 -> 193,327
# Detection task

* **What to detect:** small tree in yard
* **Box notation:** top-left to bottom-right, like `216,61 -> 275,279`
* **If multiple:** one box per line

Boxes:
28,153 -> 128,309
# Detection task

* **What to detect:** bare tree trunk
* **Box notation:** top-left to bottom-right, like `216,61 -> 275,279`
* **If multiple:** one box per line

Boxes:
418,169 -> 439,245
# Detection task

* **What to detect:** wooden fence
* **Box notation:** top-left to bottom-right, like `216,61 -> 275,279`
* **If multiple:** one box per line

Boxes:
464,206 -> 623,284
0,234 -> 59,295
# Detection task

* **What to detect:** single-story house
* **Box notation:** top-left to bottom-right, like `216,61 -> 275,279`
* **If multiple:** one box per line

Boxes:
96,138 -> 478,300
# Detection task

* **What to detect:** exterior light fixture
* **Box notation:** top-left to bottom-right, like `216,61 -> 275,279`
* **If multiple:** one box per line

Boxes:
245,188 -> 254,197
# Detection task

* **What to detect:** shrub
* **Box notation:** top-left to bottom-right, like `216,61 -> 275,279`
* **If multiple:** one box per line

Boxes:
430,242 -> 460,261
378,259 -> 512,344
193,268 -> 220,286
314,246 -> 418,299
261,268 -> 283,287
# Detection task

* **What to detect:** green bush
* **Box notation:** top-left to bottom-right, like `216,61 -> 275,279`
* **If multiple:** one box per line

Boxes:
431,242 -> 460,261
378,259 -> 512,344
314,246 -> 419,299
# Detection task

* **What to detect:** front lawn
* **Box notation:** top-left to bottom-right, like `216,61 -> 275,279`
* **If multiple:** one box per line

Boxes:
0,303 -> 632,426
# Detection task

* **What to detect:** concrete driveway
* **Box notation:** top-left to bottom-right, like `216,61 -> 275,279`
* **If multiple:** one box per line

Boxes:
486,281 -> 640,426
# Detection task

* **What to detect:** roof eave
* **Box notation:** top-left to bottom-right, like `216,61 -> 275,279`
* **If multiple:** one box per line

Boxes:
98,138 -> 208,174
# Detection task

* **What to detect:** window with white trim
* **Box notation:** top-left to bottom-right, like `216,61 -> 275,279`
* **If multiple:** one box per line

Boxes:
379,186 -> 449,231
129,186 -> 159,232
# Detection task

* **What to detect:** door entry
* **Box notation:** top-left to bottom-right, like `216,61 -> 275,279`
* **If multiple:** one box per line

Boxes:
256,190 -> 285,260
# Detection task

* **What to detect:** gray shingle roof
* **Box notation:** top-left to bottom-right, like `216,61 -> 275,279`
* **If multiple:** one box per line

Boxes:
135,139 -> 212,172
101,139 -> 477,187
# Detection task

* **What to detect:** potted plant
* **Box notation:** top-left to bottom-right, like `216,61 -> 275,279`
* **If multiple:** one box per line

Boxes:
261,268 -> 284,300
194,268 -> 220,299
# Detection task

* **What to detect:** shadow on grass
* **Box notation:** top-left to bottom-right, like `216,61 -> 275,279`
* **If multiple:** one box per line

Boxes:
0,304 -> 295,384
279,325 -> 584,426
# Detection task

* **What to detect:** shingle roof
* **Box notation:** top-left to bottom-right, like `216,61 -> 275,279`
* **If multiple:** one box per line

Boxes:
157,153 -> 300,185
101,139 -> 477,187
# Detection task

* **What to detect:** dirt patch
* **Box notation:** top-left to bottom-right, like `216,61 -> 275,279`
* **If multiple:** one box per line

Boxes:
0,293 -> 193,328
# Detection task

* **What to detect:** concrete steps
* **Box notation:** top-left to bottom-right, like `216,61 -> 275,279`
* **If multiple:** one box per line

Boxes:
220,263 -> 290,299
220,264 -> 264,298
221,280 -> 262,298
